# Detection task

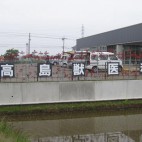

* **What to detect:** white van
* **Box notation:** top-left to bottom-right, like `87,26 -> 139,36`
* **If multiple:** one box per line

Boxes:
85,52 -> 123,72
67,51 -> 90,68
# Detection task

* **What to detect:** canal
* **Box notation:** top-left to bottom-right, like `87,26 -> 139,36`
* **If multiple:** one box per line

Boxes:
6,109 -> 142,142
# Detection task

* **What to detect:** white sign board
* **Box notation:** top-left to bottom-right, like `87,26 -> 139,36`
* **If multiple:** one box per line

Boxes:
0,64 -> 14,77
107,62 -> 119,75
72,63 -> 85,76
38,63 -> 52,77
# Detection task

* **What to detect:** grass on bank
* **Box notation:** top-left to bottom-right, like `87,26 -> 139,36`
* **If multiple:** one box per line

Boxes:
0,99 -> 142,115
0,119 -> 30,142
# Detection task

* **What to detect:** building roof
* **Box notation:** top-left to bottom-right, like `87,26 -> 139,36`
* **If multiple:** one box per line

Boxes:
77,23 -> 142,50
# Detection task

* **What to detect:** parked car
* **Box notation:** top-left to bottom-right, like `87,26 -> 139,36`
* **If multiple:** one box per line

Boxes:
49,59 -> 59,65
48,56 -> 60,65
85,52 -> 123,72
59,52 -> 74,67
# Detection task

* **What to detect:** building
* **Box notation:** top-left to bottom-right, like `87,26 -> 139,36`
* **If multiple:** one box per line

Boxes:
76,23 -> 142,64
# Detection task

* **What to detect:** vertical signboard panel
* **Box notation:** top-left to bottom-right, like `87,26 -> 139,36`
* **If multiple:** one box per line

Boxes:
140,62 -> 142,73
0,63 -> 14,77
38,63 -> 52,77
107,62 -> 119,75
72,63 -> 85,76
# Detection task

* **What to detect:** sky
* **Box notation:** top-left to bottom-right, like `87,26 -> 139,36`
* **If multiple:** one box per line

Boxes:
0,0 -> 142,55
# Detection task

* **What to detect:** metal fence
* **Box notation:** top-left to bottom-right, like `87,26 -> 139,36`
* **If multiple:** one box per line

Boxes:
0,62 -> 142,82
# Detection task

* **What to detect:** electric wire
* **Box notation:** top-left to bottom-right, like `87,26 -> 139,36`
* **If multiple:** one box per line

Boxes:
0,32 -> 76,54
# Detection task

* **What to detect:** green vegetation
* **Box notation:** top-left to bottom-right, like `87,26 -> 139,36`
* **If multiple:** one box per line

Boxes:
3,48 -> 19,62
0,99 -> 142,115
0,119 -> 30,142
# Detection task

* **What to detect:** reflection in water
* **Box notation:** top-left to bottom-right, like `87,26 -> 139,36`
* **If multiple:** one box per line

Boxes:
35,132 -> 134,142
7,110 -> 142,142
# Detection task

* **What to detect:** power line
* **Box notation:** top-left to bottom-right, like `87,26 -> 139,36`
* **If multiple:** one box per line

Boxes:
0,32 -> 77,40
31,35 -> 61,40
30,32 -> 78,40
0,32 -> 76,55
0,43 -> 26,45
0,32 -> 28,37
0,44 -> 67,48
31,35 -> 76,41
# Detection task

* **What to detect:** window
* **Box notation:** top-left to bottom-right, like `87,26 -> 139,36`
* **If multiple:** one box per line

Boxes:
62,56 -> 67,60
91,55 -> 98,60
109,55 -> 118,60
99,55 -> 108,60
74,54 -> 81,59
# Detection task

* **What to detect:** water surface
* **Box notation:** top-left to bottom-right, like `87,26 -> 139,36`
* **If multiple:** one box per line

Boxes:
6,110 -> 142,142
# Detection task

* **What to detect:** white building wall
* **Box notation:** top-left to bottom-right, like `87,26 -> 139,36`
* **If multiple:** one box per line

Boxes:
116,45 -> 124,54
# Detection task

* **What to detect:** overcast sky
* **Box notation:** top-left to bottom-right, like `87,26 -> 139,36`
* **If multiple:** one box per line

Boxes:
0,0 -> 142,55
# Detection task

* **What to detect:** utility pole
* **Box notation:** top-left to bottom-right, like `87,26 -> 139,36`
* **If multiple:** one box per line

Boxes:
62,37 -> 66,55
81,24 -> 84,38
28,33 -> 31,54
26,43 -> 28,55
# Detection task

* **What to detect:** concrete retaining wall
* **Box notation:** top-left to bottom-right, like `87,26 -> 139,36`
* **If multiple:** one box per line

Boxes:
0,80 -> 142,105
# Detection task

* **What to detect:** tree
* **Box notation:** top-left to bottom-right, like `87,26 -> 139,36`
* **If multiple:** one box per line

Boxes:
3,48 -> 19,62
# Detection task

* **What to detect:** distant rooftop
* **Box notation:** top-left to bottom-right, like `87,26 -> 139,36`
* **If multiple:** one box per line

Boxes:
77,23 -> 142,50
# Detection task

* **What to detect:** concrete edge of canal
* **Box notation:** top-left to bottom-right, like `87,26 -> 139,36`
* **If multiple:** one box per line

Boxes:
0,80 -> 142,106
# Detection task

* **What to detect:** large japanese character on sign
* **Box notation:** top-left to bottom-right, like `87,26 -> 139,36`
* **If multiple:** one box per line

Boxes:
140,63 -> 142,73
108,62 -> 119,75
38,64 -> 52,77
0,64 -> 14,77
72,63 -> 85,76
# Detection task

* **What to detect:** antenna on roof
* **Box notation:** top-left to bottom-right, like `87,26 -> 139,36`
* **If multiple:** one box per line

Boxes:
81,24 -> 84,38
